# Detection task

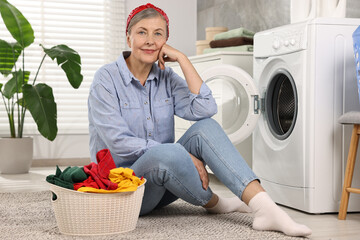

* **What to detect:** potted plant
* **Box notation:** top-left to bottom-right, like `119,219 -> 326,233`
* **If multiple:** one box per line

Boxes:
0,0 -> 83,174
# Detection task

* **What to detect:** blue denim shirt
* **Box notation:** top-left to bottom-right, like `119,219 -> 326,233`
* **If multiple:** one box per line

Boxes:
88,52 -> 217,167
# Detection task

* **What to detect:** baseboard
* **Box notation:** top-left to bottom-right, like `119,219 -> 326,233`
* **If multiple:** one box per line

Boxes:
31,158 -> 91,167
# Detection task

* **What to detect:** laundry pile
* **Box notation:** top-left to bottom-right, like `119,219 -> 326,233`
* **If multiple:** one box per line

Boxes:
46,149 -> 145,194
203,27 -> 255,54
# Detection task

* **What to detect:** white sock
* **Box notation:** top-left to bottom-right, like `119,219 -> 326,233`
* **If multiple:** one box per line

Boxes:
206,196 -> 252,214
248,192 -> 312,237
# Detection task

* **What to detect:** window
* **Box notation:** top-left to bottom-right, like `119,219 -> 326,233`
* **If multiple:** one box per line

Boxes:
0,0 -> 125,135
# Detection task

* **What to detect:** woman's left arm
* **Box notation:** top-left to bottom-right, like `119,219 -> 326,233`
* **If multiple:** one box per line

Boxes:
158,44 -> 202,94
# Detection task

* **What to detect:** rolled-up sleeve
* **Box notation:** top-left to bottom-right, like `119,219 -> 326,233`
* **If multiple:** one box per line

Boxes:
169,69 -> 218,121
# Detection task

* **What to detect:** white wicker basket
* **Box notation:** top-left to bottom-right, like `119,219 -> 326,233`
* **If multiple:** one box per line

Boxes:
48,180 -> 145,236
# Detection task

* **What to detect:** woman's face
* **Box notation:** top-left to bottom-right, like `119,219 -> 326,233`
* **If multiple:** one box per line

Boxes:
127,16 -> 167,65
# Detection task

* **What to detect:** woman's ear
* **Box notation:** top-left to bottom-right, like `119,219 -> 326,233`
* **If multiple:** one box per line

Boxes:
126,33 -> 131,48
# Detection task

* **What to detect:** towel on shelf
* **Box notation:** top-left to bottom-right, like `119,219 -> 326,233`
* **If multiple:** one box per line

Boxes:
214,27 -> 255,40
210,36 -> 253,48
203,45 -> 253,54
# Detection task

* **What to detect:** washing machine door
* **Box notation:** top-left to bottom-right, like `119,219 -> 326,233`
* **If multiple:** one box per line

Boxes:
200,64 -> 260,145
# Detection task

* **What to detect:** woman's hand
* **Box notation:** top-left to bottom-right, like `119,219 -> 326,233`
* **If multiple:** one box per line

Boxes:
158,44 -> 184,70
158,44 -> 203,94
189,153 -> 209,190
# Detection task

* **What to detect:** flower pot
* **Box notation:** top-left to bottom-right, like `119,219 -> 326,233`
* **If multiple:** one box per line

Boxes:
0,137 -> 33,174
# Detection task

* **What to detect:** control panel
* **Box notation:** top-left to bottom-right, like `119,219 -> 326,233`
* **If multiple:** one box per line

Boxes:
254,22 -> 308,58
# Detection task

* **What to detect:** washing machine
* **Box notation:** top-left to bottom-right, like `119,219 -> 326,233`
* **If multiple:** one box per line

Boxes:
253,18 -> 360,213
167,52 -> 255,167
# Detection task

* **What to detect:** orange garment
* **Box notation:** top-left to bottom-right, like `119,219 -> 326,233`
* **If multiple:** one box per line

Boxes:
77,167 -> 145,193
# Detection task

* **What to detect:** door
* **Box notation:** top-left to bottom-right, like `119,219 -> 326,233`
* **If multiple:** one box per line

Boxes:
199,64 -> 260,145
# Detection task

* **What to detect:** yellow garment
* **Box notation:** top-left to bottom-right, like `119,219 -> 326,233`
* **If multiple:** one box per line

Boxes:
77,167 -> 145,193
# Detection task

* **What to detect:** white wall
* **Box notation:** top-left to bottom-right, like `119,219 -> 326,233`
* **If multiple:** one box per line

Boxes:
125,0 -> 197,56
33,134 -> 90,160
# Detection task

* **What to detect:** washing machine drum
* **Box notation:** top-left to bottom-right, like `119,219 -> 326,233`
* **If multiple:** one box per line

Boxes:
200,64 -> 260,145
265,69 -> 298,140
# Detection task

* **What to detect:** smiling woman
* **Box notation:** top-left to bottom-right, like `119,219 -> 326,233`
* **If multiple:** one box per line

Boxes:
126,16 -> 167,83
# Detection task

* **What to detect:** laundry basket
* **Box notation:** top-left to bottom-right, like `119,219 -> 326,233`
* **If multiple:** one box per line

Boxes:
353,25 -> 360,104
48,180 -> 145,236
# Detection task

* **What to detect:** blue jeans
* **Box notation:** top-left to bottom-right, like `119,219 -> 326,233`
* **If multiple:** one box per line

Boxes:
130,118 -> 258,215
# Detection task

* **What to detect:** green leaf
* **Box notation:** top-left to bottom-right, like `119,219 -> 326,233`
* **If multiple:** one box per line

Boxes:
0,83 -> 3,91
3,69 -> 29,99
0,0 -> 34,48
17,97 -> 25,107
42,44 -> 83,89
22,83 -> 57,141
0,39 -> 22,75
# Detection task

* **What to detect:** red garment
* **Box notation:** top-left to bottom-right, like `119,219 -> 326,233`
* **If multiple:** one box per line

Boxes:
74,176 -> 98,190
73,149 -> 118,190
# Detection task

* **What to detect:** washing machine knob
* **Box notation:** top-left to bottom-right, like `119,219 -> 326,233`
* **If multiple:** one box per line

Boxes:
273,40 -> 280,50
290,38 -> 296,46
284,40 -> 289,47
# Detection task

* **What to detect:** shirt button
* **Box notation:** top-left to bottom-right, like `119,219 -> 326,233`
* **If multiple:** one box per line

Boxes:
148,133 -> 152,137
144,101 -> 148,105
147,117 -> 151,120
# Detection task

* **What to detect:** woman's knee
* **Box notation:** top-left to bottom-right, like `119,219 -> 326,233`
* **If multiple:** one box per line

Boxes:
192,118 -> 221,132
146,143 -> 191,169
139,143 -> 198,187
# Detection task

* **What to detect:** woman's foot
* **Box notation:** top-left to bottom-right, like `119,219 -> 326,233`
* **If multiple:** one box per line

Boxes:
249,192 -> 312,237
205,194 -> 251,214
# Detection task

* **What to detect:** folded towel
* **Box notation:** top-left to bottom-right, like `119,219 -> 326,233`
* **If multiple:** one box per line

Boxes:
210,37 -> 253,48
203,45 -> 253,54
214,27 -> 255,40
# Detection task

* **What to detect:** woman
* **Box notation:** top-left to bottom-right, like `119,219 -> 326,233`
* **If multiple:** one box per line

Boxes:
88,3 -> 312,237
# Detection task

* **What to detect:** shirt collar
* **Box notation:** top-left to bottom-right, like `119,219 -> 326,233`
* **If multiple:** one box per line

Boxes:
117,51 -> 160,86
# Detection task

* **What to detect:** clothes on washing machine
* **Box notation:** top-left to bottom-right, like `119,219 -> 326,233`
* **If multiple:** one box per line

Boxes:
213,27 -> 255,40
203,45 -> 253,54
209,36 -> 253,48
205,27 -> 255,53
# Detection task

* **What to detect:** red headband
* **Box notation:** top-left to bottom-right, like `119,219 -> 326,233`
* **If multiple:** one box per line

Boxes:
126,3 -> 169,39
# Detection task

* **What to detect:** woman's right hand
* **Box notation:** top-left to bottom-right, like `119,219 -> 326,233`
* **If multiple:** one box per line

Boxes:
158,44 -> 203,94
189,153 -> 209,190
157,44 -> 184,70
